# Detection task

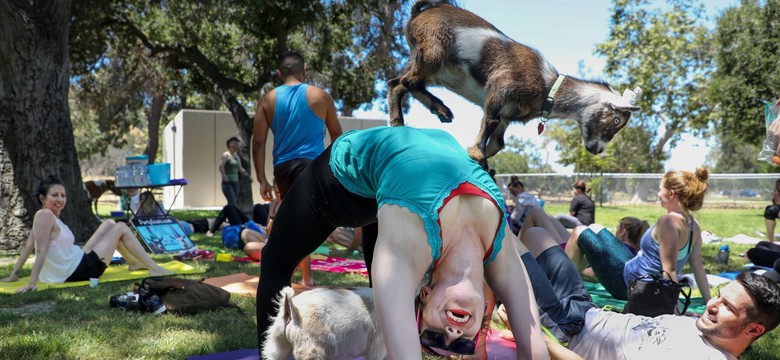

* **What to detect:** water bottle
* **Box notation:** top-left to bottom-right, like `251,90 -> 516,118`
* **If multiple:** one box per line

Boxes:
715,245 -> 730,266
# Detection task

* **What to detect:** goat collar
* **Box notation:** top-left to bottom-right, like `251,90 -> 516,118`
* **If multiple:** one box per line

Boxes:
541,75 -> 566,118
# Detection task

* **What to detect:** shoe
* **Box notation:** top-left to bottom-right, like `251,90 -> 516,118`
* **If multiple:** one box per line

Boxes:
137,283 -> 167,315
196,250 -> 215,260
109,292 -> 141,312
174,248 -> 200,261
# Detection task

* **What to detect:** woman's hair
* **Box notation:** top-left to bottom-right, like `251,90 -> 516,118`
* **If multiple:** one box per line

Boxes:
509,176 -> 524,188
573,180 -> 589,194
36,175 -> 65,204
619,216 -> 650,249
137,191 -> 158,216
662,167 -> 709,211
226,136 -> 240,148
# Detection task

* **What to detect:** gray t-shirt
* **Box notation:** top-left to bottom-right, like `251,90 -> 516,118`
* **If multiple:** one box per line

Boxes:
568,308 -> 737,360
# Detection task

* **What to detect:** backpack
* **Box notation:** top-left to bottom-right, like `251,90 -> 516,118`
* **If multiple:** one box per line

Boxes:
221,225 -> 242,248
136,277 -> 236,315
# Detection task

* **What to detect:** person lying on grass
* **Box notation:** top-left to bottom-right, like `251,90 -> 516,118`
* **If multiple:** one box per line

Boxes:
256,126 -> 548,359
1,176 -> 173,293
517,226 -> 780,360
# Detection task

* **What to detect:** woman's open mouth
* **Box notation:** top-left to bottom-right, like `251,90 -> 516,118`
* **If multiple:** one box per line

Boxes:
446,309 -> 471,325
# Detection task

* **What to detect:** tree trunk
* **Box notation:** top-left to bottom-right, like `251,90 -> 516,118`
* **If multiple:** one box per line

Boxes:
0,0 -> 99,251
144,88 -> 165,163
215,86 -> 254,213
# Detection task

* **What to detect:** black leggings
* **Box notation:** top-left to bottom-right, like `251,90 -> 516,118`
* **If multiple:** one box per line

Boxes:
747,241 -> 780,268
256,146 -> 379,350
209,204 -> 249,233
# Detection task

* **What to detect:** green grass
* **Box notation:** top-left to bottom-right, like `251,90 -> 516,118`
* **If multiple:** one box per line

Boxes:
0,206 -> 778,359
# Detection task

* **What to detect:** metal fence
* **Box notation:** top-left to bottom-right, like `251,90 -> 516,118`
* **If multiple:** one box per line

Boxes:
495,173 -> 780,209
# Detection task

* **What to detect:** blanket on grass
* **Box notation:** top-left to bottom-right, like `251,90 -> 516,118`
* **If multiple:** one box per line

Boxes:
584,281 -> 708,314
0,260 -> 204,294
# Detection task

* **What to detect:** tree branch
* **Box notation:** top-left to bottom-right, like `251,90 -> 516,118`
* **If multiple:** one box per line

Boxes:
114,17 -> 270,94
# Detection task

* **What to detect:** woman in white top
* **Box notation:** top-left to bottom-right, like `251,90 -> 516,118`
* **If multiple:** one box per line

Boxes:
1,176 -> 173,293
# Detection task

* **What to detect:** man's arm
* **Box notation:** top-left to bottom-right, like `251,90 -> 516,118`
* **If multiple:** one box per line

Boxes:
252,93 -> 274,201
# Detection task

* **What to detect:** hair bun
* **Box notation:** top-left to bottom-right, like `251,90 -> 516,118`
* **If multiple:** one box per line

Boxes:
695,167 -> 710,182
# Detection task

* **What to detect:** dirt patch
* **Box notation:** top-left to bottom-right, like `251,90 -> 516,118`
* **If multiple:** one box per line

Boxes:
0,300 -> 56,316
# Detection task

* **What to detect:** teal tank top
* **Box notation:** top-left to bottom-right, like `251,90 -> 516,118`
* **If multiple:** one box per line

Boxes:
328,127 -> 508,267
271,84 -> 326,165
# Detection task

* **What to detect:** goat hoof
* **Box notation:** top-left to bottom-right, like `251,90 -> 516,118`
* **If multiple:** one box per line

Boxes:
435,109 -> 454,123
389,117 -> 405,127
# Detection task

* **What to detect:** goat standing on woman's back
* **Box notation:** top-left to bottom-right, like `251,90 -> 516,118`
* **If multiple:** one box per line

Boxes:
388,0 -> 641,168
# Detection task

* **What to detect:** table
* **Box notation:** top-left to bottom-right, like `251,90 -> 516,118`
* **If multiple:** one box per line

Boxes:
115,181 -> 187,218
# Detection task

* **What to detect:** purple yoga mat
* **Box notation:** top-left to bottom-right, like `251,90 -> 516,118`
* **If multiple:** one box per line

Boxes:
185,329 -> 518,360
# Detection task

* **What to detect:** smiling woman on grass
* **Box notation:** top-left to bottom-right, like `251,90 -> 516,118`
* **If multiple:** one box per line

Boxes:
1,176 -> 172,293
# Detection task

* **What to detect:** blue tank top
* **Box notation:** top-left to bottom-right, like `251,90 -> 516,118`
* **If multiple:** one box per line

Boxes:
271,84 -> 326,165
623,218 -> 694,285
329,127 -> 508,267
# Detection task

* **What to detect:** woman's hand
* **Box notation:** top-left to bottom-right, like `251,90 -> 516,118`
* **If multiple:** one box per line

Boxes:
0,274 -> 19,282
15,283 -> 37,293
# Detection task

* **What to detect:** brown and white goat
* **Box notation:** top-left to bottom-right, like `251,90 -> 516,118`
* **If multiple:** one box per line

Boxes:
83,179 -> 121,214
388,0 -> 641,168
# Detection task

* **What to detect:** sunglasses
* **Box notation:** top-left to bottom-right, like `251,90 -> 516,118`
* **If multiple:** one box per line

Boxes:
416,305 -> 479,355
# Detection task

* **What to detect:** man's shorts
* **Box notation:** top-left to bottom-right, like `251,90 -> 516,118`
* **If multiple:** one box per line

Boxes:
274,158 -> 313,199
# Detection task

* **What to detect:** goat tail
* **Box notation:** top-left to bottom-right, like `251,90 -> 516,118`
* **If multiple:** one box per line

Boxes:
411,0 -> 456,18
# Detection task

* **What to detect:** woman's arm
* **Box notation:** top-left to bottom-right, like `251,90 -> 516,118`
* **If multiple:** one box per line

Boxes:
688,223 -> 711,303
485,227 -> 550,360
218,152 -> 229,182
16,210 -> 56,292
372,205 -> 432,360
1,232 -> 35,282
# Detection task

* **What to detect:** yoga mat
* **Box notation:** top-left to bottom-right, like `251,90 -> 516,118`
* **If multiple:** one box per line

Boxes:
310,255 -> 368,276
584,281 -> 708,314
0,260 -> 204,294
184,328 -> 517,360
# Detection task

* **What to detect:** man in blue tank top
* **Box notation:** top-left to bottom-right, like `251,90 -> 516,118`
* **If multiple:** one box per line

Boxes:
252,51 -> 343,287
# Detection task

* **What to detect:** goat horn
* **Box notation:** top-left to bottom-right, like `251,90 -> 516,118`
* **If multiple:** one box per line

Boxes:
622,87 -> 643,106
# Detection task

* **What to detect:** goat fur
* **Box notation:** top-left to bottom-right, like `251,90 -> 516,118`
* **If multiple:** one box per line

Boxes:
388,0 -> 641,168
83,179 -> 120,214
261,286 -> 386,360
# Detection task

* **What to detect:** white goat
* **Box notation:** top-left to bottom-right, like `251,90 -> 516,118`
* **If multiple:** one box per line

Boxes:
388,0 -> 642,168
261,286 -> 386,360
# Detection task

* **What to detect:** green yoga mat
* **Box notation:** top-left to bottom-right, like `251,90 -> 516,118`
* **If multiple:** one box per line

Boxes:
0,260 -> 205,294
584,281 -> 707,314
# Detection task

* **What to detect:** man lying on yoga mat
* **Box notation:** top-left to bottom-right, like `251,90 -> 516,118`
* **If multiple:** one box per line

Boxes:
519,226 -> 780,360
1,176 -> 173,293
256,126 -> 548,359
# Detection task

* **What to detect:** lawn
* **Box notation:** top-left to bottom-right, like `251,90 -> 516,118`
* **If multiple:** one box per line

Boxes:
0,205 -> 778,359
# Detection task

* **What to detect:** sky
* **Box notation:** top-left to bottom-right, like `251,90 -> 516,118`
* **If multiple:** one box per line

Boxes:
353,0 -> 740,173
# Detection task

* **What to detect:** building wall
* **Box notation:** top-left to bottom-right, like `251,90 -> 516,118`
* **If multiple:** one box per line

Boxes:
161,109 -> 386,209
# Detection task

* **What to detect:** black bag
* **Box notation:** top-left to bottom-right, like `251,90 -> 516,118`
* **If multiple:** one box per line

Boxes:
135,277 -> 236,315
623,271 -> 691,317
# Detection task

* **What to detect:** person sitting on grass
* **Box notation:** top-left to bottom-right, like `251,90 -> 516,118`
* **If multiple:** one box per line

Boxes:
1,176 -> 173,293
206,204 -> 266,262
519,226 -> 780,360
560,168 -> 712,304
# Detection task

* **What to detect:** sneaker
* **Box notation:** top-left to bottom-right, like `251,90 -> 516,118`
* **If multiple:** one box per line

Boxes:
137,283 -> 167,315
109,291 -> 141,312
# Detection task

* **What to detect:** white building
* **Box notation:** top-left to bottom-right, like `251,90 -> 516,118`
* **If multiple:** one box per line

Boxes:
161,109 -> 386,209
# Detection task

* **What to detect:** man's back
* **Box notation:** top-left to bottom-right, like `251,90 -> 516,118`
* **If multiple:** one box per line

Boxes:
269,83 -> 326,165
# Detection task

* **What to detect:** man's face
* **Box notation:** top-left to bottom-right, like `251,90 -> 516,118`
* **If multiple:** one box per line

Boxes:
696,281 -> 754,340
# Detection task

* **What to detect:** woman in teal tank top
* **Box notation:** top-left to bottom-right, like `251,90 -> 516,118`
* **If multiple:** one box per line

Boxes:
256,126 -> 547,359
